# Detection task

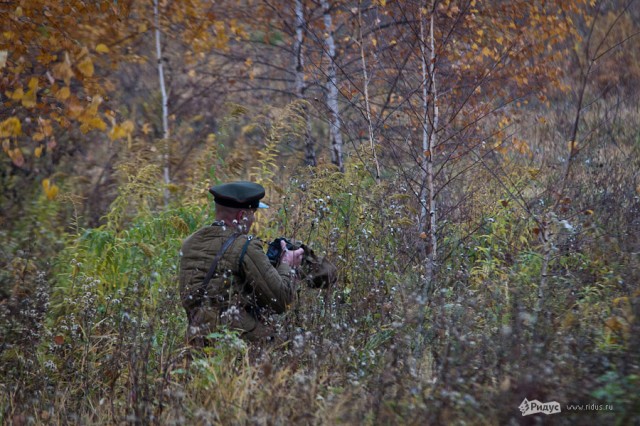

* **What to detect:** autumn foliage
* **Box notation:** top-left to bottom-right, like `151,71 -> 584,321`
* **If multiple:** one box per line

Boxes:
1,0 -> 639,424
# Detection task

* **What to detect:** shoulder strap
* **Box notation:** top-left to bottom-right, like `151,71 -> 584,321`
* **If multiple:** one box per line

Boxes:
237,236 -> 253,281
201,232 -> 241,290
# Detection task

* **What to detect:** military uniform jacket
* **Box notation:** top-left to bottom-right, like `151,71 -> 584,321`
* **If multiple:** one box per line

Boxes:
179,224 -> 294,345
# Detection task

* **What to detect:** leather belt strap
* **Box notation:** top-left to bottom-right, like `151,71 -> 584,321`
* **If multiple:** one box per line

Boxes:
201,232 -> 241,291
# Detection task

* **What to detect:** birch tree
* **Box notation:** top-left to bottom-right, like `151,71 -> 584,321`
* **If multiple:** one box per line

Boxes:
154,0 -> 171,204
321,0 -> 345,172
418,4 -> 439,292
293,0 -> 317,166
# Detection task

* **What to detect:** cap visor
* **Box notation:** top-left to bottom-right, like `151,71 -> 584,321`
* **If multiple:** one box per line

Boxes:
258,201 -> 269,209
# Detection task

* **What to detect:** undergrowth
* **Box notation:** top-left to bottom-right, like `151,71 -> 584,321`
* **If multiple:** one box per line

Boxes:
1,107 -> 639,425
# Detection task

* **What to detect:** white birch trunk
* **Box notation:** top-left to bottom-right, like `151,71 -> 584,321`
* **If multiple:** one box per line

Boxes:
154,0 -> 171,204
418,10 -> 438,290
294,0 -> 316,166
321,0 -> 344,172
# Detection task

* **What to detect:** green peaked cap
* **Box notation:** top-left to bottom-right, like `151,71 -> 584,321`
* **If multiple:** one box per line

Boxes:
209,181 -> 269,209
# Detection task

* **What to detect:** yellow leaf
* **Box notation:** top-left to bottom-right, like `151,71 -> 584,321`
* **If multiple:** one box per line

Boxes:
9,147 -> 24,167
56,86 -> 70,101
109,119 -> 134,140
33,132 -> 45,142
42,178 -> 59,199
77,57 -> 94,77
482,46 -> 491,57
88,117 -> 107,131
43,179 -> 59,200
419,232 -> 427,239
96,43 -> 110,54
476,29 -> 484,37
22,88 -> 37,108
0,117 -> 22,138
48,185 -> 59,200
35,146 -> 43,158
28,77 -> 39,90
612,297 -> 628,307
372,38 -> 377,47
9,87 -> 24,101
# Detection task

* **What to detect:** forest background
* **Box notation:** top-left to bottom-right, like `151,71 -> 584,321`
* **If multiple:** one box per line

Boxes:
1,0 -> 639,424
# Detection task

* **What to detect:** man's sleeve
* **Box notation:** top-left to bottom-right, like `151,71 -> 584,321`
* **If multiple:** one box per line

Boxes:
241,238 -> 294,313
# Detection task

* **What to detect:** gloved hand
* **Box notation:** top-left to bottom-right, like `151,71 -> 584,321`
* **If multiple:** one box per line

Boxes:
280,240 -> 304,267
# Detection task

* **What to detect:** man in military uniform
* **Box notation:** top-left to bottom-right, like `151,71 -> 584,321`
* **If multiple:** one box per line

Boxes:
179,181 -> 304,347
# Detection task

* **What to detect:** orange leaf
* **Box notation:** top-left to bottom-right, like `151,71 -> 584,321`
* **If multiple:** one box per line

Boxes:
56,86 -> 70,101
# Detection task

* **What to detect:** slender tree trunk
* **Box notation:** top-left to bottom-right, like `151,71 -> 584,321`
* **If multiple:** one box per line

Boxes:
294,0 -> 305,98
418,10 -> 438,292
294,0 -> 316,166
154,0 -> 170,204
413,4 -> 440,372
321,0 -> 344,172
357,2 -> 381,181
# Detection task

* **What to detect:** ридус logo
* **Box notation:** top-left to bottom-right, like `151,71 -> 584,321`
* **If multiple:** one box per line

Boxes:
519,398 -> 562,416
